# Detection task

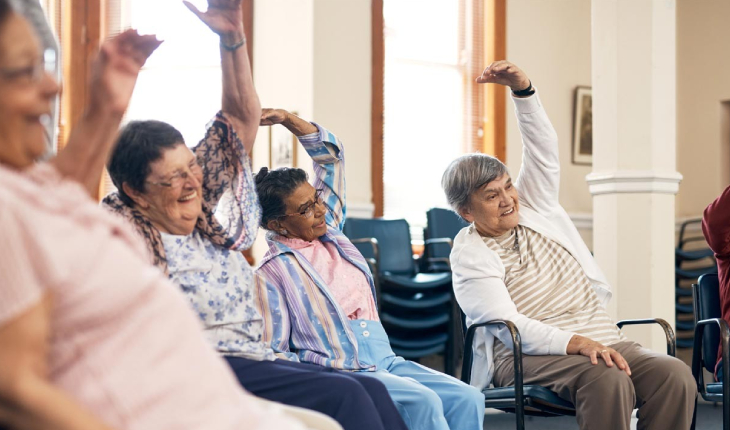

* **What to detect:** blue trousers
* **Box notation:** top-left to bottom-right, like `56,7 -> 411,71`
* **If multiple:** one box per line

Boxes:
351,320 -> 485,430
224,356 -> 408,430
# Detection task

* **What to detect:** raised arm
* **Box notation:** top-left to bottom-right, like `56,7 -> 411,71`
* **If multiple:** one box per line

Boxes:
476,61 -> 560,214
184,0 -> 260,153
260,109 -> 347,230
703,184 -> 730,256
51,30 -> 160,197
182,0 -> 261,250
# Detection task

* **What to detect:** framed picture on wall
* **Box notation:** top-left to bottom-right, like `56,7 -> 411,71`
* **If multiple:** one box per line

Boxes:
572,86 -> 593,165
269,112 -> 298,169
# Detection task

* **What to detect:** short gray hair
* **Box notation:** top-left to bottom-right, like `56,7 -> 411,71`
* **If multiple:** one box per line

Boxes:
441,153 -> 508,213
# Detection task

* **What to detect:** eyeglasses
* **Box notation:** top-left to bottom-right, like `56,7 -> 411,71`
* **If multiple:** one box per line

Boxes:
280,189 -> 325,219
0,49 -> 57,84
146,156 -> 204,189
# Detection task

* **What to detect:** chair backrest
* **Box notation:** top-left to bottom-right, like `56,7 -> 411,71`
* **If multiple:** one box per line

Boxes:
425,207 -> 469,260
695,273 -> 721,373
343,218 -> 415,276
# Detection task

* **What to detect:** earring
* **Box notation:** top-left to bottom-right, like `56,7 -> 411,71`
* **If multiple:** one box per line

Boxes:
279,229 -> 288,236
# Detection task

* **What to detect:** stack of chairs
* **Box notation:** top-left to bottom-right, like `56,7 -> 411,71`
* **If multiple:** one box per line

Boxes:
343,218 -> 460,376
676,218 -> 717,348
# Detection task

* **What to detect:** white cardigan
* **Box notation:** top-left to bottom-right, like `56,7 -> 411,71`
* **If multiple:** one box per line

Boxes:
450,92 -> 613,391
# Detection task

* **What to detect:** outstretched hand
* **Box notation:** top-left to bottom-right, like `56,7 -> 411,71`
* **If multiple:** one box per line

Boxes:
89,29 -> 162,115
260,108 -> 290,126
184,0 -> 244,37
476,60 -> 531,92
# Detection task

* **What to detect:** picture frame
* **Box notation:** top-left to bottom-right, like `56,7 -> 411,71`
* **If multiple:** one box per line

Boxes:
269,112 -> 298,169
572,86 -> 593,165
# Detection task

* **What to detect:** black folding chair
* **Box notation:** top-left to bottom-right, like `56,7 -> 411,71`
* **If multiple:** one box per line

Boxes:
692,273 -> 730,430
461,317 -> 676,430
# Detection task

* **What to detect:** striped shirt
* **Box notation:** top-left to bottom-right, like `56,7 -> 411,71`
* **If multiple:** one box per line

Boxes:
483,225 -> 625,365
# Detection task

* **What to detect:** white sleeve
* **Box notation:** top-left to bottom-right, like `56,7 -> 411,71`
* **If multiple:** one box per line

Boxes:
512,91 -> 562,215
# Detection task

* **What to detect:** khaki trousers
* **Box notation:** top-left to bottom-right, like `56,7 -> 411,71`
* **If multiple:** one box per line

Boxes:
493,341 -> 697,430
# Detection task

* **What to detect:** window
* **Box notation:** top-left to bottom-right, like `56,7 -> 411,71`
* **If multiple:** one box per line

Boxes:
382,0 -> 464,235
107,0 -> 223,147
100,0 -> 252,197
378,0 -> 505,237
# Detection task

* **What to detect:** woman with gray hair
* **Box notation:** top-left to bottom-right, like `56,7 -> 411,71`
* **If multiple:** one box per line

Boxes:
444,60 -> 696,430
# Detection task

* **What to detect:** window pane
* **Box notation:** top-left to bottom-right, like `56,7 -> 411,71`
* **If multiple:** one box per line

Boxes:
124,0 -> 222,145
383,0 -> 463,236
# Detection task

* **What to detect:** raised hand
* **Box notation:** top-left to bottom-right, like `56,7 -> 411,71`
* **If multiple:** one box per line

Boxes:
476,60 -> 531,92
567,334 -> 632,376
184,0 -> 244,38
260,109 -> 290,126
89,29 -> 162,115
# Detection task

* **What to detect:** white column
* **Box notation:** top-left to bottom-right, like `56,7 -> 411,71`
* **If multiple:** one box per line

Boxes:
588,0 -> 680,352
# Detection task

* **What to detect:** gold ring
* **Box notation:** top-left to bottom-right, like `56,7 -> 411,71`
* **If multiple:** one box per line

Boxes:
600,349 -> 608,354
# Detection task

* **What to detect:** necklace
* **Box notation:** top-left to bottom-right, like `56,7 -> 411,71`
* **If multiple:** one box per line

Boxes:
495,228 -> 519,252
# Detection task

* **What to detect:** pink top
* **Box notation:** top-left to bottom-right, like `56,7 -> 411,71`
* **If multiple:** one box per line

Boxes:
0,164 -> 304,430
278,236 -> 378,321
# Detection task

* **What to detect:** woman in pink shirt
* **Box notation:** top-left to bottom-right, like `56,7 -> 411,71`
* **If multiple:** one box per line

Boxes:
0,1 -> 320,429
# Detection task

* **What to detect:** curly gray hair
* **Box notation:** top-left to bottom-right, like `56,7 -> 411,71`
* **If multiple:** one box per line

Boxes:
441,153 -> 508,214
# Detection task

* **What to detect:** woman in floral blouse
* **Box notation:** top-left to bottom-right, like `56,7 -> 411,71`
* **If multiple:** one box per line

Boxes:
102,2 -> 406,430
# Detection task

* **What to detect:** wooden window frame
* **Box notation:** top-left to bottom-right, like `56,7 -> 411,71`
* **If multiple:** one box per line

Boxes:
371,0 -> 505,217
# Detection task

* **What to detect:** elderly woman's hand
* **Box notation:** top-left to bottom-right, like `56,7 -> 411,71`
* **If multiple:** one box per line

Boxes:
260,108 -> 290,126
567,334 -> 632,376
260,109 -> 317,137
184,0 -> 244,42
476,60 -> 531,93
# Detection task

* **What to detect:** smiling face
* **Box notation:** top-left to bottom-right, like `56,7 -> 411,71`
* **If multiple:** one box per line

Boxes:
459,174 -> 519,237
273,182 -> 328,242
0,13 -> 59,168
124,144 -> 204,235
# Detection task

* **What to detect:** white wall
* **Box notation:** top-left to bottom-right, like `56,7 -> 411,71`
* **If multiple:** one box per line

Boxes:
676,0 -> 730,218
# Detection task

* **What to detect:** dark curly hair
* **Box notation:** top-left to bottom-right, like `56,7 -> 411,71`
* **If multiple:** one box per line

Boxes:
254,166 -> 309,229
107,120 -> 185,206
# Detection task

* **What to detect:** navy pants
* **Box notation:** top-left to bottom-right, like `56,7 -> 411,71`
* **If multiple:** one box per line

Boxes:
224,356 -> 408,430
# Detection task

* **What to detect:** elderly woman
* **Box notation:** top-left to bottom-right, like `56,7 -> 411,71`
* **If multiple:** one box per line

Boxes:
444,61 -> 696,430
0,1 -> 317,428
254,109 -> 486,430
101,2 -> 405,430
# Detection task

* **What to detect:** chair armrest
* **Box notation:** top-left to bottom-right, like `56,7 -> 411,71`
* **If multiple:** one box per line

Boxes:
424,237 -> 454,248
461,319 -> 524,409
615,318 -> 676,357
691,318 -> 730,400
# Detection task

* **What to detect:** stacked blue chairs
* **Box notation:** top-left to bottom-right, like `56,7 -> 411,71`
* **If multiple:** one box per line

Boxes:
676,218 -> 717,348
343,218 -> 460,376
